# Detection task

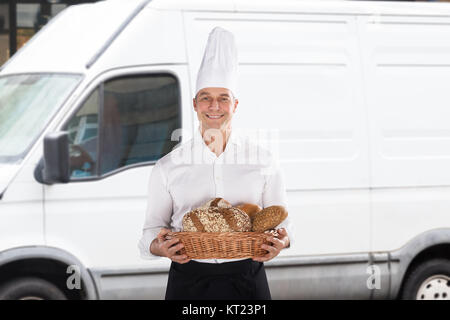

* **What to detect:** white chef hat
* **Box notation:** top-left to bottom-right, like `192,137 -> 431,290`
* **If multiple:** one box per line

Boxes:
195,26 -> 239,98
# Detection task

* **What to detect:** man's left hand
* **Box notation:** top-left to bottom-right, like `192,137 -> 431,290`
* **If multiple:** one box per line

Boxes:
252,228 -> 289,262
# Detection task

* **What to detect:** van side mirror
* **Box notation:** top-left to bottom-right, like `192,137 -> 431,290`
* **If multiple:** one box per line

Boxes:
34,131 -> 70,184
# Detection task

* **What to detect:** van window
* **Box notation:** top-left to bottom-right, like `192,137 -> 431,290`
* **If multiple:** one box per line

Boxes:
63,73 -> 181,179
66,88 -> 99,178
0,73 -> 81,164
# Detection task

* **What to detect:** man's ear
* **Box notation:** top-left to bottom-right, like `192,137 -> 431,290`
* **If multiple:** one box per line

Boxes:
193,98 -> 197,112
233,98 -> 239,113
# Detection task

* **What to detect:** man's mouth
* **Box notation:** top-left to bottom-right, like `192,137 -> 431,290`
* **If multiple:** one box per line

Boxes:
206,114 -> 224,119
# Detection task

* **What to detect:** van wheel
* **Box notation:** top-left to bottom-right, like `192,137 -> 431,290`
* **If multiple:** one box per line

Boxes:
0,277 -> 67,300
401,258 -> 450,300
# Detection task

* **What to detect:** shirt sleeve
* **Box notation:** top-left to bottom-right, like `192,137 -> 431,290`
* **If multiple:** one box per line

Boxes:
261,154 -> 295,250
138,161 -> 173,259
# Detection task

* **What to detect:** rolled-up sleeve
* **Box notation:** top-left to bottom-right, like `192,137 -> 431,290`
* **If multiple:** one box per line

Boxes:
261,155 -> 295,250
138,161 -> 173,259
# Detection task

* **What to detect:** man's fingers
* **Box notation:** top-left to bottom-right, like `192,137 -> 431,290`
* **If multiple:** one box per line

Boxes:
262,243 -> 278,254
275,230 -> 289,248
266,236 -> 284,249
253,252 -> 271,262
171,253 -> 188,261
168,242 -> 184,256
171,254 -> 190,264
258,241 -> 282,262
253,233 -> 287,263
158,228 -> 171,237
157,228 -> 171,242
163,237 -> 180,249
171,253 -> 187,259
270,237 -> 285,250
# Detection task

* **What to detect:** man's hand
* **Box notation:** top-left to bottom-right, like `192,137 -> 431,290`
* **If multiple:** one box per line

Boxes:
69,144 -> 94,170
151,228 -> 191,264
252,228 -> 290,263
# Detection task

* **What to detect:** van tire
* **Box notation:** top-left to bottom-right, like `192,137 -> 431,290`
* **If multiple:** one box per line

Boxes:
0,277 -> 67,300
400,258 -> 450,300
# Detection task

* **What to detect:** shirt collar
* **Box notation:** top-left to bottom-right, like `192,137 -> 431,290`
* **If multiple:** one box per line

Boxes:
193,125 -> 242,148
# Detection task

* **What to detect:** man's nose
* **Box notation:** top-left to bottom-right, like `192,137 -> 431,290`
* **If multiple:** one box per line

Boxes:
209,98 -> 220,109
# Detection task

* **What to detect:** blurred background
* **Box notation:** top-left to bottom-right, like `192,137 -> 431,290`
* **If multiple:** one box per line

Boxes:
0,0 -> 92,66
1,0 -> 450,67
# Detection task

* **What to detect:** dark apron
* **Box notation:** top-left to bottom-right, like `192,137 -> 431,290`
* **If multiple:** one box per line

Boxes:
165,259 -> 271,300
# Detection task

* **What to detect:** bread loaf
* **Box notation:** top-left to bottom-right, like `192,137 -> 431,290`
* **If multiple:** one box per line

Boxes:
236,203 -> 262,220
182,206 -> 252,232
252,205 -> 288,232
197,197 -> 232,210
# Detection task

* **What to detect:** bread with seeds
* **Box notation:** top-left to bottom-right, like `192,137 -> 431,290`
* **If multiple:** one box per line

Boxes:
182,206 -> 251,232
197,197 -> 232,210
252,205 -> 288,232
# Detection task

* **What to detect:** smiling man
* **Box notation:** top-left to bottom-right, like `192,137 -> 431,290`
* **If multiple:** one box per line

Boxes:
138,26 -> 293,300
193,87 -> 238,157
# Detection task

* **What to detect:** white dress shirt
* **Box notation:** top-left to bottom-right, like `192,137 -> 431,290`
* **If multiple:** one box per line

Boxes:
138,125 -> 294,263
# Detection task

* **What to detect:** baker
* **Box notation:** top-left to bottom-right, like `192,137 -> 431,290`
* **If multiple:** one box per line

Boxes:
138,26 -> 294,300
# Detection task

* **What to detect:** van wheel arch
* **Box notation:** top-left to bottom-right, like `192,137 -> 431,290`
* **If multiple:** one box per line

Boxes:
398,243 -> 450,300
0,246 -> 98,300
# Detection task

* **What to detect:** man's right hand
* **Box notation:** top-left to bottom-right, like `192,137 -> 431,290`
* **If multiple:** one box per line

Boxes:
151,228 -> 191,264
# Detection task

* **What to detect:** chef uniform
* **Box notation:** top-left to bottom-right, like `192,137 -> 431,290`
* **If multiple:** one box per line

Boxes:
138,26 -> 295,300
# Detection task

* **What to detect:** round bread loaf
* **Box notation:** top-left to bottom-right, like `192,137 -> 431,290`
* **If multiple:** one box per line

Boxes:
197,197 -> 232,210
236,203 -> 262,220
252,205 -> 288,232
182,206 -> 252,232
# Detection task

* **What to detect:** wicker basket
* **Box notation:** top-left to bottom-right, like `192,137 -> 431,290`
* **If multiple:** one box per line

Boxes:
166,231 -> 272,259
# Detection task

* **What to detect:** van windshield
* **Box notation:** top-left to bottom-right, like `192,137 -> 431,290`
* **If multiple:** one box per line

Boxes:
0,73 -> 81,164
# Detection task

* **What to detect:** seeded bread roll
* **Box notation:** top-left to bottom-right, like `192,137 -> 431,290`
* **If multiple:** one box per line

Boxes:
252,205 -> 288,232
236,203 -> 262,220
197,197 -> 232,210
182,207 -> 252,232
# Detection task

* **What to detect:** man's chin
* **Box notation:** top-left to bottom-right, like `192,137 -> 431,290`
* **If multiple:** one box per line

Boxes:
201,117 -> 231,126
202,121 -> 224,129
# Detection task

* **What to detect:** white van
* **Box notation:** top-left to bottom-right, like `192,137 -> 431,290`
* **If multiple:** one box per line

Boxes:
1,0 -> 450,300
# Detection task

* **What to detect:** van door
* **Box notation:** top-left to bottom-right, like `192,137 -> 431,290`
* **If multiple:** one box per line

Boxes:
356,14 -> 450,252
43,65 -> 192,299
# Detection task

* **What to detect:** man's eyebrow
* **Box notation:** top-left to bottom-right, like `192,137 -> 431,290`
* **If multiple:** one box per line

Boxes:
198,92 -> 210,96
219,93 -> 231,97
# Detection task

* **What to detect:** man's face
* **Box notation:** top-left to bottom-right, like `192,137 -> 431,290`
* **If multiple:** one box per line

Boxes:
193,87 -> 238,131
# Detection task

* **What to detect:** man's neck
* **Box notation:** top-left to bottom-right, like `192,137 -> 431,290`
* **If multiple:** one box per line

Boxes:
199,125 -> 231,156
